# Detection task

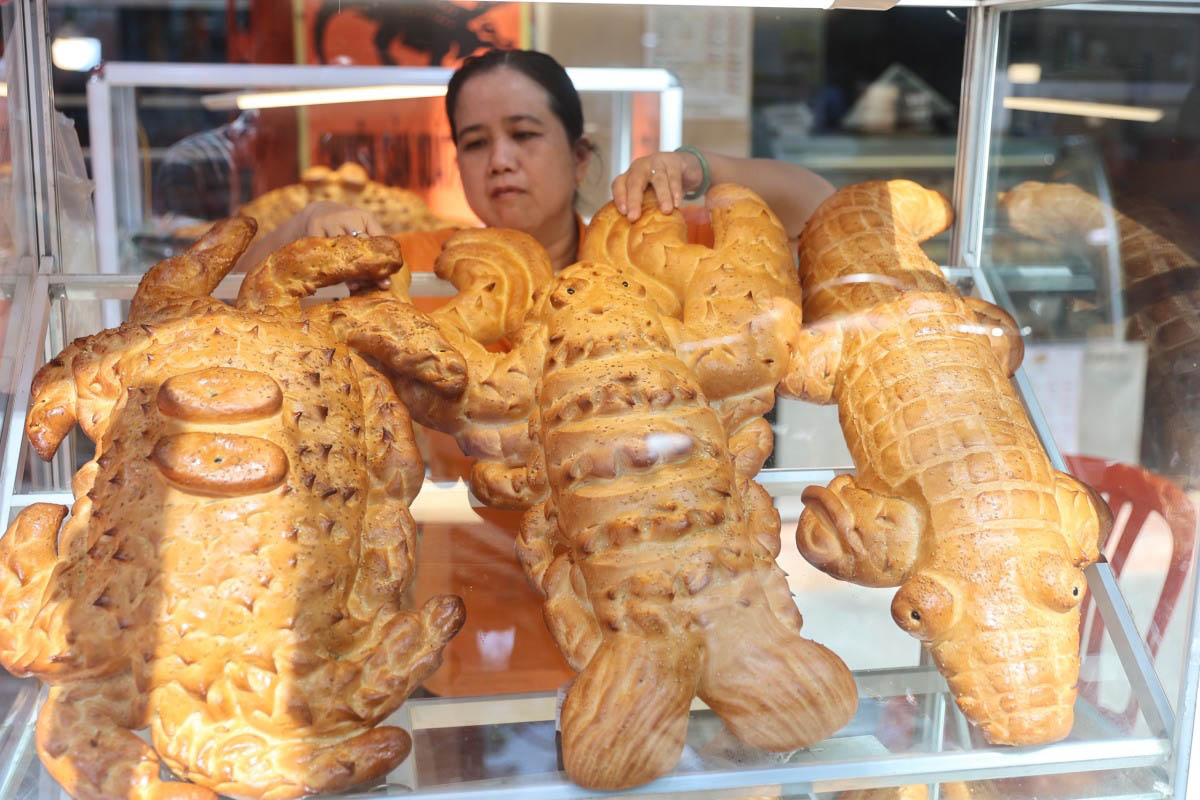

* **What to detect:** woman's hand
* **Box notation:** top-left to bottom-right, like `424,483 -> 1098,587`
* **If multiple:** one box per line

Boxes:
302,201 -> 385,237
611,149 -> 706,222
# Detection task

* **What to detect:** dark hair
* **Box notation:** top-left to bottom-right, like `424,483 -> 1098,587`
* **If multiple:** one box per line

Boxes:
446,49 -> 584,146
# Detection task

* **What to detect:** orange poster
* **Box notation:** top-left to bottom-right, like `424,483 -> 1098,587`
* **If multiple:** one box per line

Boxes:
300,1 -> 526,223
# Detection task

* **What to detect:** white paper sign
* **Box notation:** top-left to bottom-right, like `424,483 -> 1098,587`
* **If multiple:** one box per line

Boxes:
1022,340 -> 1147,463
644,7 -> 751,120
1023,344 -> 1086,455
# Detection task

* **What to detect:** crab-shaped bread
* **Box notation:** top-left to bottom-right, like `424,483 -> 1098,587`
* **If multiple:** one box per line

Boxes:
0,218 -> 467,799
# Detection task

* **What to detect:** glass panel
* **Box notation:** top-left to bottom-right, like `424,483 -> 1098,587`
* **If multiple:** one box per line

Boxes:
4,4 -> 1181,799
0,4 -> 37,274
0,583 -> 1171,797
0,0 -> 46,740
985,6 -> 1200,719
750,7 -> 966,470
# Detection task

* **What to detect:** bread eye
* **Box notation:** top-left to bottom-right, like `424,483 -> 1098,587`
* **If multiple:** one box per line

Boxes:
892,573 -> 959,642
622,281 -> 629,287
549,281 -> 584,309
1028,552 -> 1087,613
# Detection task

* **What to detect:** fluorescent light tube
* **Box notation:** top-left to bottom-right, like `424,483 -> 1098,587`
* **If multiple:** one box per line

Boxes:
203,67 -> 681,111
202,84 -> 447,111
1003,96 -> 1163,123
565,68 -> 676,92
1006,63 -> 1042,84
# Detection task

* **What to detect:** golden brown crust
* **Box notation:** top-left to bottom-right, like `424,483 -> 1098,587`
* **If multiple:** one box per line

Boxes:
237,234 -> 405,316
527,261 -> 856,789
157,367 -> 283,423
150,432 -> 289,496
131,216 -> 257,323
430,226 -> 555,344
790,180 -> 1108,747
1,217 -> 465,799
228,161 -> 447,244
382,230 -> 551,507
584,185 -> 805,476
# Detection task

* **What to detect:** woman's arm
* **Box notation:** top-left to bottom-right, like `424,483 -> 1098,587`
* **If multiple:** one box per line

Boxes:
611,149 -> 835,239
234,200 -> 385,272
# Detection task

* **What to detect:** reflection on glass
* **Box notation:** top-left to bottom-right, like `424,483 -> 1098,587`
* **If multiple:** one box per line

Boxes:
985,6 -> 1200,737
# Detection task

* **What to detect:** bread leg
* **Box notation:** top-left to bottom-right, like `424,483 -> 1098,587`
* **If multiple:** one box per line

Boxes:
26,326 -> 147,460
345,594 -> 466,720
779,323 -> 845,404
699,596 -> 858,752
310,294 -> 467,398
560,633 -> 698,790
742,479 -> 806,634
729,416 -> 776,482
798,474 -> 923,587
36,673 -> 206,800
516,503 -> 601,670
357,357 -> 426,505
1054,471 -> 1111,568
742,476 -> 783,559
0,504 -> 69,675
0,498 -> 130,682
131,216 -> 255,323
964,297 -> 1024,376
470,459 -> 540,510
345,496 -> 417,622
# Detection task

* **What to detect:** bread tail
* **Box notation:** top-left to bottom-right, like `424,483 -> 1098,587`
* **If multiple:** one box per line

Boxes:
700,618 -> 858,751
559,634 -> 698,790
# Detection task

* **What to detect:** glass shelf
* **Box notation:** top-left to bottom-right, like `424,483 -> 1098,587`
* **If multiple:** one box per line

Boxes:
0,642 -> 1172,799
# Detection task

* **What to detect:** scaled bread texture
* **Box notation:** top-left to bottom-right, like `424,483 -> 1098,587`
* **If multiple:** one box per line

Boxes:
1001,181 -> 1200,485
177,162 -> 446,241
386,185 -> 858,790
784,180 -> 1111,746
0,219 -> 468,799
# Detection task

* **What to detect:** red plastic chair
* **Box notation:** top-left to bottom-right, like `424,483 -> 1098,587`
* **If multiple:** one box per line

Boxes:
1066,454 -> 1197,728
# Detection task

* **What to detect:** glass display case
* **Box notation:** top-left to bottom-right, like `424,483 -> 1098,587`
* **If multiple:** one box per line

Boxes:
85,62 -> 684,276
0,1 -> 1197,799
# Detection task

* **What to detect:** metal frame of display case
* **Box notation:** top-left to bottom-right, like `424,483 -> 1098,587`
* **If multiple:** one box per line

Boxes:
0,0 -> 1195,798
952,3 -> 1200,797
85,62 -> 684,276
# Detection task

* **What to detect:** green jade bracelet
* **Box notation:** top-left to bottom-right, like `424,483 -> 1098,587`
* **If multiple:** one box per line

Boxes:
675,145 -> 712,201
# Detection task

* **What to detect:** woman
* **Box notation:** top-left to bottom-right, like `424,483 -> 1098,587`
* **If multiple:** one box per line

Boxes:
239,48 -> 834,272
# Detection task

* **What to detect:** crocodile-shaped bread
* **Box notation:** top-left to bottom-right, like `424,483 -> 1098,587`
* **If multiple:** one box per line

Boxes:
384,186 -> 858,790
783,180 -> 1112,746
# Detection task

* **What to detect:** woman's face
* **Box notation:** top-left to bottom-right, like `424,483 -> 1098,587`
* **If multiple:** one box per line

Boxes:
452,67 -> 589,238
